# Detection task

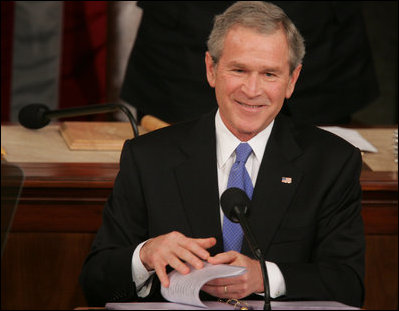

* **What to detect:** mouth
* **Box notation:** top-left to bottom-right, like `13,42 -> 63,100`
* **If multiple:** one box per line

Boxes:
235,100 -> 268,110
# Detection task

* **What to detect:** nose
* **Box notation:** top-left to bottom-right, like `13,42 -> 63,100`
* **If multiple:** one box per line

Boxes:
241,73 -> 262,98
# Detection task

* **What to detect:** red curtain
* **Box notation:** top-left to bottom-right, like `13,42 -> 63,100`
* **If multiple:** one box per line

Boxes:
1,1 -> 108,122
60,2 -> 107,113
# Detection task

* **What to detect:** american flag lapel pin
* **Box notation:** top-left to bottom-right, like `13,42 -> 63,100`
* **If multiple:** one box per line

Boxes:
281,177 -> 292,184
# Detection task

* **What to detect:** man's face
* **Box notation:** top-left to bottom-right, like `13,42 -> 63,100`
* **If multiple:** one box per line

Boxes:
206,25 -> 302,141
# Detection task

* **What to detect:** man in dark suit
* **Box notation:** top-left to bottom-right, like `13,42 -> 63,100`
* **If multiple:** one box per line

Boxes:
80,1 -> 365,308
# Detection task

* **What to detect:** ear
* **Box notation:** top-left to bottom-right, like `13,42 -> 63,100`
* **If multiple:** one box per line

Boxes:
285,64 -> 302,99
205,52 -> 216,88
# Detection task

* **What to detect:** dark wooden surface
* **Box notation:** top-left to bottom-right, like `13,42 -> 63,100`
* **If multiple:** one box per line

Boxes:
1,162 -> 397,310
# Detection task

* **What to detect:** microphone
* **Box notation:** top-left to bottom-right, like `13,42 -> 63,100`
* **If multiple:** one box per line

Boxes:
18,103 -> 139,138
221,187 -> 271,310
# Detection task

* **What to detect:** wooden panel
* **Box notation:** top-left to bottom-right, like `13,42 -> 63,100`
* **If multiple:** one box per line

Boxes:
11,201 -> 104,232
364,235 -> 398,310
1,233 -> 95,310
15,162 -> 118,188
360,170 -> 398,191
362,205 -> 398,235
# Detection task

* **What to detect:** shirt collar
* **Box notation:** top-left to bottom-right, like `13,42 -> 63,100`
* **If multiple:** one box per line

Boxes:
215,109 -> 274,168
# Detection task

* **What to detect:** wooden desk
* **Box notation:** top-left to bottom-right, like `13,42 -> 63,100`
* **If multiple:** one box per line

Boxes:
1,125 -> 397,310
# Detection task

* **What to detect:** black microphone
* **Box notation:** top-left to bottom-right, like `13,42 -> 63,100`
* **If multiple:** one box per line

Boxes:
221,187 -> 271,310
18,103 -> 139,138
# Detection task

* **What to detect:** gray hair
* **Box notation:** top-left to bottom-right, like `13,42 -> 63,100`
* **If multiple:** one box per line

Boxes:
207,1 -> 305,73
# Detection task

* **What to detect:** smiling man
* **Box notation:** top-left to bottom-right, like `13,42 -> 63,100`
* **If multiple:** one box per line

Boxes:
80,2 -> 365,308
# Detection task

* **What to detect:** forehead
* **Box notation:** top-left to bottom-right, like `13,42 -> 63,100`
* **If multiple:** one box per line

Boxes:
220,25 -> 290,70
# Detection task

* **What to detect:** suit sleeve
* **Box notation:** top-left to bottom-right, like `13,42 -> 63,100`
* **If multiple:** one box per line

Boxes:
79,140 -> 160,306
277,147 -> 365,307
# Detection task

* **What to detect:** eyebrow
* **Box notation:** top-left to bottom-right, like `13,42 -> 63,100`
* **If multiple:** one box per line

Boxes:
227,61 -> 282,73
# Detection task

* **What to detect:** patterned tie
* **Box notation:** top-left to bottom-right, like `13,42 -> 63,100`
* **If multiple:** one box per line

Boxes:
223,142 -> 254,252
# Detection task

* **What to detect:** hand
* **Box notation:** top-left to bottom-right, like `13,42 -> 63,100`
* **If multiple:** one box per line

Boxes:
201,251 -> 263,299
139,231 -> 216,288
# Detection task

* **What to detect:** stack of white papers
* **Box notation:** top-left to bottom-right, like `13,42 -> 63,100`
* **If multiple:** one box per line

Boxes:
161,262 -> 246,308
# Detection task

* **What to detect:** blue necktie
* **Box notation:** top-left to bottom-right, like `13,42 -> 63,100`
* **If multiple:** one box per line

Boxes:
223,142 -> 253,252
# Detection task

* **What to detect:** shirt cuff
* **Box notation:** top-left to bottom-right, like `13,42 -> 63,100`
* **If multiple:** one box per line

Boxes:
132,240 -> 156,297
256,261 -> 286,298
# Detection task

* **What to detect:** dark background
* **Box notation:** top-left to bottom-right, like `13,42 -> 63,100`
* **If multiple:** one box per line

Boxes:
353,1 -> 397,125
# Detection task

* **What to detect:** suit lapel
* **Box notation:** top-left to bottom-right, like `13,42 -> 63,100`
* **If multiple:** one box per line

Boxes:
241,114 -> 304,257
174,111 -> 224,255
173,112 -> 304,258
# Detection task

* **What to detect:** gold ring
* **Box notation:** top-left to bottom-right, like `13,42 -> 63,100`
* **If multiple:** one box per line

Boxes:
224,286 -> 228,294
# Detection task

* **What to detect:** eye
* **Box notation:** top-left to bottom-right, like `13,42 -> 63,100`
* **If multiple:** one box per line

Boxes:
263,72 -> 278,81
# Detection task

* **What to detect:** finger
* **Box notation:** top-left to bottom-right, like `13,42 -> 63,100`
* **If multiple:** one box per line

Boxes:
154,263 -> 170,288
166,252 -> 191,275
205,275 -> 241,286
201,284 -> 218,297
195,237 -> 217,249
168,238 -> 215,272
201,283 -> 242,299
180,237 -> 216,260
174,246 -> 205,270
207,251 -> 238,265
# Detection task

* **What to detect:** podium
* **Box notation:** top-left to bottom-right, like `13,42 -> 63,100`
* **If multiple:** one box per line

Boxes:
1,123 -> 397,310
1,160 -> 24,257
105,300 -> 361,310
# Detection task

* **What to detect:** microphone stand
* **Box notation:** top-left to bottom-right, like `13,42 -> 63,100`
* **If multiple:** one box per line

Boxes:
234,206 -> 271,310
44,103 -> 139,138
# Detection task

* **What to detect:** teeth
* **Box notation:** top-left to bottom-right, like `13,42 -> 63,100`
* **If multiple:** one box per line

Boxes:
237,101 -> 261,108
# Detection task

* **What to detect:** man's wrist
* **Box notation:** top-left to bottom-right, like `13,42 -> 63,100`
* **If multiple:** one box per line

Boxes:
252,261 -> 286,298
138,238 -> 154,272
265,261 -> 286,298
132,240 -> 155,289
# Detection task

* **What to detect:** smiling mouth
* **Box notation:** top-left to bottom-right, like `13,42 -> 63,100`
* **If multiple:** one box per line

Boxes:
236,100 -> 267,109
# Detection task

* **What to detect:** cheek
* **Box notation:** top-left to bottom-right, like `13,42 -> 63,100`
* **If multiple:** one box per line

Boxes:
215,75 -> 240,101
222,74 -> 242,90
265,83 -> 287,101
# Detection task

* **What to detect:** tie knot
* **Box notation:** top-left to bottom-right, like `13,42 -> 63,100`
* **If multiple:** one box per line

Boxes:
235,143 -> 252,163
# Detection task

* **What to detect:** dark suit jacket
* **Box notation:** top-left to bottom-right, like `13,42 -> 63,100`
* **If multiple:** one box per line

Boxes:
79,110 -> 365,307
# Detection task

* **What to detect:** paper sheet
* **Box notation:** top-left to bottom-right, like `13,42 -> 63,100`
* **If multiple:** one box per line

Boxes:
160,262 -> 246,308
319,126 -> 378,153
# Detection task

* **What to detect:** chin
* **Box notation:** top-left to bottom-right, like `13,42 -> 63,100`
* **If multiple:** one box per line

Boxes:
237,119 -> 265,133
235,125 -> 261,139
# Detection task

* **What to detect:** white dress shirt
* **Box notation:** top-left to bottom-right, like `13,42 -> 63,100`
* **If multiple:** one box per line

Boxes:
131,109 -> 286,298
